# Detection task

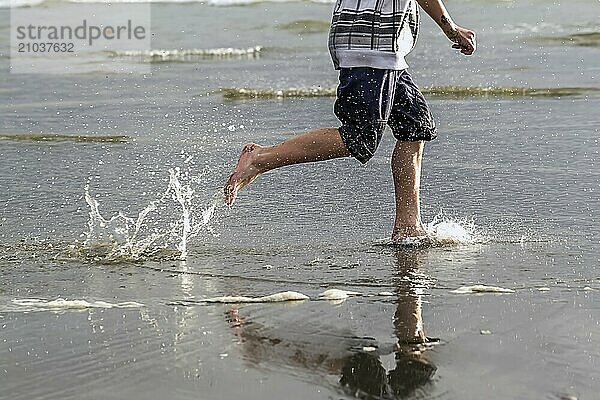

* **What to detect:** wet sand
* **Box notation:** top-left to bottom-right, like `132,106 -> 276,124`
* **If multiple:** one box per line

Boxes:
1,244 -> 597,399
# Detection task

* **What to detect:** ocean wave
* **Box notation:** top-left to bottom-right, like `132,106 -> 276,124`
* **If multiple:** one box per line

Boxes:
0,0 -> 45,8
108,46 -> 262,62
501,22 -> 568,34
0,133 -> 129,143
535,32 -> 600,48
4,0 -> 214,5
69,0 -> 197,2
423,86 -> 600,99
0,0 -> 334,8
220,85 -> 600,100
221,86 -> 336,99
277,19 -> 331,34
206,0 -> 334,5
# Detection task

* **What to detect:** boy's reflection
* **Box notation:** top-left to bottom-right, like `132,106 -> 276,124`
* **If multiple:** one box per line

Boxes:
226,249 -> 437,399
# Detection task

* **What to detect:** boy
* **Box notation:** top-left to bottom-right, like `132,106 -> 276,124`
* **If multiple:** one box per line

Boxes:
224,0 -> 475,243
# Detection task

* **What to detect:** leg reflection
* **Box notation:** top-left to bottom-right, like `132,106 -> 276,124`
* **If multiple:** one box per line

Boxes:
340,248 -> 437,399
225,249 -> 437,399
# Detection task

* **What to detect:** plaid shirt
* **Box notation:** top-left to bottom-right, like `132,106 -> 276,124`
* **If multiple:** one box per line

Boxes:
328,0 -> 420,70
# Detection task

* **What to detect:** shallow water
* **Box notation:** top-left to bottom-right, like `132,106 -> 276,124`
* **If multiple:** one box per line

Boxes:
1,0 -> 599,399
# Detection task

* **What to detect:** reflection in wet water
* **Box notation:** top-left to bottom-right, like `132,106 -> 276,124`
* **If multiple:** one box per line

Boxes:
226,249 -> 438,399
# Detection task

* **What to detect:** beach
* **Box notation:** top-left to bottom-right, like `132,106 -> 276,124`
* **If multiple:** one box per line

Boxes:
0,0 -> 599,398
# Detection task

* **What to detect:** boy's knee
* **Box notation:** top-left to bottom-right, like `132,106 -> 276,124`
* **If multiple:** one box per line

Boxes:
339,120 -> 386,164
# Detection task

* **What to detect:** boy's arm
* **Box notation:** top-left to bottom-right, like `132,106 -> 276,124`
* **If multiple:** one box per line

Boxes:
415,0 -> 476,55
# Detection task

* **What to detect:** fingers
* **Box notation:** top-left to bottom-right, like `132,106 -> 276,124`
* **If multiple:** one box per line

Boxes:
450,27 -> 476,56
451,43 -> 473,55
467,30 -> 477,54
463,42 -> 475,55
224,183 -> 236,206
452,38 -> 475,55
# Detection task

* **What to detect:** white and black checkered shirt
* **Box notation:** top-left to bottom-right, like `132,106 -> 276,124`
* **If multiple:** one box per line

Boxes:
328,0 -> 420,70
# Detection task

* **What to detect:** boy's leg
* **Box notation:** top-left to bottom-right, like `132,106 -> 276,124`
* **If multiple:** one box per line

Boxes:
391,140 -> 427,241
387,71 -> 436,242
224,127 -> 350,205
225,67 -> 389,206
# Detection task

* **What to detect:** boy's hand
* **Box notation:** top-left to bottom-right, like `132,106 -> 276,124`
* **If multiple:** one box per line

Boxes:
445,25 -> 476,55
416,1 -> 476,55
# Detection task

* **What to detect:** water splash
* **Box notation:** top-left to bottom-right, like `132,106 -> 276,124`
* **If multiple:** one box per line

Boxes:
80,167 -> 220,263
376,213 -> 480,247
425,214 -> 478,246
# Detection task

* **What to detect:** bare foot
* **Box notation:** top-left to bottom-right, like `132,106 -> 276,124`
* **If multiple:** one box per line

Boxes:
224,143 -> 264,206
391,225 -> 429,244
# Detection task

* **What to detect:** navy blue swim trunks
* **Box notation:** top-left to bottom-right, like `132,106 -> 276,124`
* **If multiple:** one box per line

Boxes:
334,67 -> 437,164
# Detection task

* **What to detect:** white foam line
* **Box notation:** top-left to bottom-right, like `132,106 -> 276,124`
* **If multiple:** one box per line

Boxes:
11,298 -> 144,310
450,285 -> 515,294
317,289 -> 362,300
111,46 -> 262,60
200,289 -> 386,304
202,291 -> 309,303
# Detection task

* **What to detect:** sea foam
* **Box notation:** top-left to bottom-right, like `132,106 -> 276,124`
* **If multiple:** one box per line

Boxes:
11,298 -> 144,311
450,285 -> 515,294
317,289 -> 361,300
109,46 -> 263,62
202,291 -> 309,303
221,85 -> 600,100
0,0 -> 45,7
0,133 -> 128,143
